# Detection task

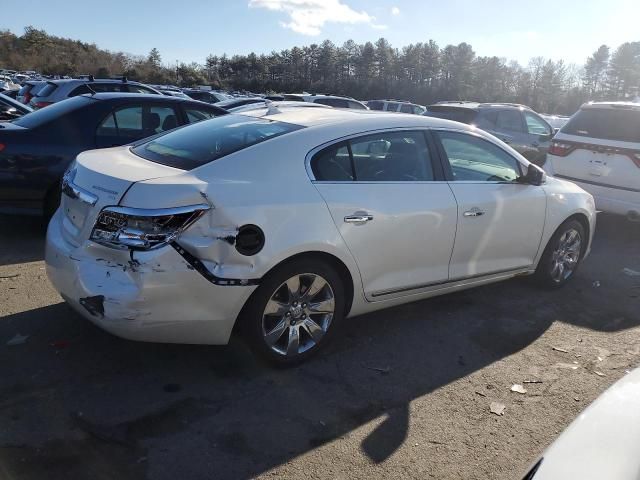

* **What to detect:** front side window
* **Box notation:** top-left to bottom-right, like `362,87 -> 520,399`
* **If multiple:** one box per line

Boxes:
347,100 -> 367,110
367,101 -> 383,111
436,131 -> 521,182
400,104 -> 413,114
127,84 -> 157,94
495,110 -> 524,133
524,111 -> 551,136
311,131 -> 434,182
132,114 -> 303,170
385,102 -> 400,112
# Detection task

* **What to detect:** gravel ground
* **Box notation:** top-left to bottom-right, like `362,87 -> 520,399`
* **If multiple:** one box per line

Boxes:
0,213 -> 639,479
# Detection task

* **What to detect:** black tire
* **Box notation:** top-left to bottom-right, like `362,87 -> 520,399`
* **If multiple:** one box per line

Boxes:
535,219 -> 586,288
240,258 -> 346,367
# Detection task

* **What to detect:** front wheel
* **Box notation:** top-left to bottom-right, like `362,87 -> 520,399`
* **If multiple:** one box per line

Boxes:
241,259 -> 345,366
535,219 -> 586,288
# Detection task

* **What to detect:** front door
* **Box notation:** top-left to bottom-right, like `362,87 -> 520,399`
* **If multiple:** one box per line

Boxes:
310,130 -> 458,300
434,130 -> 547,279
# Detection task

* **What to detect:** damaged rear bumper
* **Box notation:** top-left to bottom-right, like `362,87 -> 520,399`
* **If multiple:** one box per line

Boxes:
45,210 -> 257,345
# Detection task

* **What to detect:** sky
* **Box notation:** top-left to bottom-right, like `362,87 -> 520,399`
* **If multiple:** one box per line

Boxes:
2,0 -> 639,66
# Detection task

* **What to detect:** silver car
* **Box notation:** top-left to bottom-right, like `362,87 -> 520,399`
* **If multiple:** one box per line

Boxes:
46,107 -> 596,366
31,78 -> 160,108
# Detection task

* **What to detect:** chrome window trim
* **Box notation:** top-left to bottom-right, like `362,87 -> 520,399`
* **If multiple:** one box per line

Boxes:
305,126 -> 450,182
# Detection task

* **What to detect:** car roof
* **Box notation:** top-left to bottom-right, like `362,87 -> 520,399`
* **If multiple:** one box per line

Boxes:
80,92 -> 215,104
47,78 -> 147,85
581,101 -> 640,110
428,102 -> 533,111
240,107 -> 474,130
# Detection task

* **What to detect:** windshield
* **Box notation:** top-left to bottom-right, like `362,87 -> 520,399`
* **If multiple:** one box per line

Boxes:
131,114 -> 303,170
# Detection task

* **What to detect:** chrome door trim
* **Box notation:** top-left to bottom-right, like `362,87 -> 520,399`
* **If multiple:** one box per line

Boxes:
369,266 -> 533,298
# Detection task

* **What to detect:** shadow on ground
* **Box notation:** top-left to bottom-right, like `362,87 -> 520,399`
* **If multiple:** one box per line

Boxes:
0,214 -> 638,479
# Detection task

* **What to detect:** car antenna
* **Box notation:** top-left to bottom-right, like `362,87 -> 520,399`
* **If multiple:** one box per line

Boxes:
264,100 -> 281,116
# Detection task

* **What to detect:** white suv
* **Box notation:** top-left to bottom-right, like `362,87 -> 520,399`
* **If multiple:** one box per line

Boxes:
546,102 -> 640,221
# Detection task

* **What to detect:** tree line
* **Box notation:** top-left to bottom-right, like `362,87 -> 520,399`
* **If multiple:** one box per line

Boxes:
2,26 -> 639,114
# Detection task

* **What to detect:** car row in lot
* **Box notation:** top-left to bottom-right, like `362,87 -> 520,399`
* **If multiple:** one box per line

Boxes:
0,93 -> 226,216
0,92 -> 32,120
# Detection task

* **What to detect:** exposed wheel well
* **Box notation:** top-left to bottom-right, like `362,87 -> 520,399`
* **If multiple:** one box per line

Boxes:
263,251 -> 355,317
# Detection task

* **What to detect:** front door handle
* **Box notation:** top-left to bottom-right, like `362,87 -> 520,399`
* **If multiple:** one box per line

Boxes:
463,208 -> 485,217
344,214 -> 373,223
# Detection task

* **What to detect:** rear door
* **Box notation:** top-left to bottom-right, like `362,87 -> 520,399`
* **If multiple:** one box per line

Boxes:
95,103 -> 180,147
434,130 -> 546,278
550,106 -> 640,193
311,129 -> 458,300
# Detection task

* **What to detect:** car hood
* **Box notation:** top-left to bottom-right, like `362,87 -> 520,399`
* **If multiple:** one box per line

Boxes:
532,368 -> 640,479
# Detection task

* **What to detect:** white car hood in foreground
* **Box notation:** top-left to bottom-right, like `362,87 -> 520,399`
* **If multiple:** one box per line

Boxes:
532,367 -> 640,479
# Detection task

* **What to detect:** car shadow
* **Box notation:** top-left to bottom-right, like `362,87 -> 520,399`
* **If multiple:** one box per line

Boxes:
0,214 -> 638,479
0,215 -> 46,266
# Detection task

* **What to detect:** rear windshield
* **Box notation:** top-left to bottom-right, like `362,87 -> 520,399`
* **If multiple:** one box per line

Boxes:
561,107 -> 640,143
12,95 -> 93,128
425,106 -> 477,124
36,82 -> 58,98
131,114 -> 303,170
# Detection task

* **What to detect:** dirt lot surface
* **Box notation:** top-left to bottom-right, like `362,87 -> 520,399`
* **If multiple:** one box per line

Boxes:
0,213 -> 639,480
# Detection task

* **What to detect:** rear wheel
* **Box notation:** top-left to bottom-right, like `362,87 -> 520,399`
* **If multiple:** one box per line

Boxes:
535,219 -> 586,288
241,259 -> 345,366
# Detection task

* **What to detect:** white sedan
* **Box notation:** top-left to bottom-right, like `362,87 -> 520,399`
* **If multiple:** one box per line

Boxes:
46,107 -> 596,365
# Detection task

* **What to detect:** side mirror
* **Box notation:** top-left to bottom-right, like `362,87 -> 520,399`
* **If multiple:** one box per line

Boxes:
521,164 -> 546,186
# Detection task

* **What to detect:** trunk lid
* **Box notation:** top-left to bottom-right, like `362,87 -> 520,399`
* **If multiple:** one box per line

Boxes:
60,146 -> 185,246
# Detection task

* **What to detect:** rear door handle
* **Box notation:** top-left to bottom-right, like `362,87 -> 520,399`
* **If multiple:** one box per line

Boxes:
463,208 -> 485,217
344,214 -> 373,223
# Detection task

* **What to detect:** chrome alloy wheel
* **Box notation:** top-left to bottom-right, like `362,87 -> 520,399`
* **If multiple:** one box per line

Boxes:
550,228 -> 582,283
261,273 -> 335,356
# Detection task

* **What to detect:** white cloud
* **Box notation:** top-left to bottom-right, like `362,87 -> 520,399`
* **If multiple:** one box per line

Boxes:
391,6 -> 400,15
248,0 -> 385,36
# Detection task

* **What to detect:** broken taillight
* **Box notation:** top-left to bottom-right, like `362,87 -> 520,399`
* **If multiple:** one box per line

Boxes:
90,204 -> 209,250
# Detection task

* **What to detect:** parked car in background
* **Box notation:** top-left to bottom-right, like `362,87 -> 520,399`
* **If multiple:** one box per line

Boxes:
546,102 -> 640,221
283,94 -> 368,110
0,93 -> 226,217
425,102 -> 554,166
16,80 -> 46,104
29,77 -> 161,108
0,92 -> 33,120
45,108 -> 594,366
367,99 -> 426,115
229,100 -> 331,114
522,367 -> 640,479
1,89 -> 18,99
540,114 -> 571,130
183,89 -> 230,104
151,86 -> 191,99
1,75 -> 20,92
215,97 -> 272,111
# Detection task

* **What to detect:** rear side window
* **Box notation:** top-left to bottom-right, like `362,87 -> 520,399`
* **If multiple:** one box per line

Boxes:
426,107 -> 477,124
561,108 -> 640,143
132,114 -> 303,170
314,98 -> 348,108
385,102 -> 400,112
311,131 -> 434,182
400,104 -> 413,114
36,82 -> 58,98
495,110 -> 524,133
